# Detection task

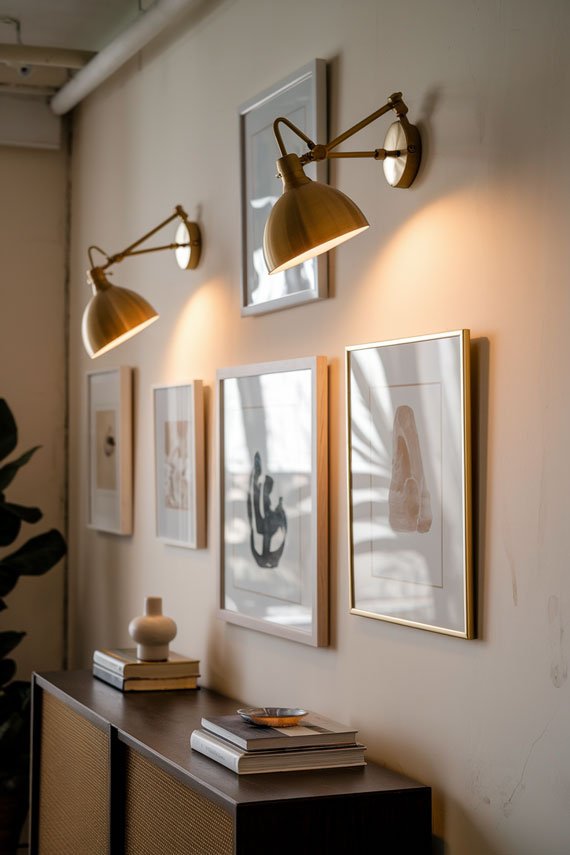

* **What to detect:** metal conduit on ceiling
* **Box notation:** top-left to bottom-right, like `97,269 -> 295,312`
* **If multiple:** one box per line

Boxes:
50,0 -> 201,115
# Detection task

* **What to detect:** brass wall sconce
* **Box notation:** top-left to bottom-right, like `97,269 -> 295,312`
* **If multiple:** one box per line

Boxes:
82,205 -> 202,358
263,92 -> 421,274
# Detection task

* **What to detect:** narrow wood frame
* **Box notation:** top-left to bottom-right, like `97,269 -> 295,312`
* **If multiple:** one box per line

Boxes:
346,330 -> 474,638
217,357 -> 328,646
153,381 -> 206,549
87,366 -> 133,535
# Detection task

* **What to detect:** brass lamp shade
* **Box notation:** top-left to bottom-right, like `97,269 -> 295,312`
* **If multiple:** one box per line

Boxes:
263,153 -> 369,274
82,267 -> 159,358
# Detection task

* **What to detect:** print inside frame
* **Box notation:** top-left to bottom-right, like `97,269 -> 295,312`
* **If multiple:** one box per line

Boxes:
87,366 -> 133,535
346,330 -> 474,638
153,382 -> 206,549
217,356 -> 328,646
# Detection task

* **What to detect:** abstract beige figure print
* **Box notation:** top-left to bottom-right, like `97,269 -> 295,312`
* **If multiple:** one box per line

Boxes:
388,405 -> 432,534
164,420 -> 189,510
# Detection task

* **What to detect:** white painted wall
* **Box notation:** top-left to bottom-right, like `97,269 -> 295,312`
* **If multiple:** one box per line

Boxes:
0,144 -> 67,676
67,1 -> 570,852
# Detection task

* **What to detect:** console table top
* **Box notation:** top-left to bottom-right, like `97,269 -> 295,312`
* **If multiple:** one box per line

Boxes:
35,670 -> 429,810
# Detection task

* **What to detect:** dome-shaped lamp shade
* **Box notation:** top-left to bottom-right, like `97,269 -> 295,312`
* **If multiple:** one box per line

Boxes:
263,153 -> 369,275
82,267 -> 159,358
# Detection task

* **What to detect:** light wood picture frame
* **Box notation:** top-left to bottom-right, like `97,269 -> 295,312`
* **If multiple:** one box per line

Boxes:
218,356 -> 328,646
239,59 -> 328,316
87,366 -> 133,535
153,382 -> 206,549
346,330 -> 474,638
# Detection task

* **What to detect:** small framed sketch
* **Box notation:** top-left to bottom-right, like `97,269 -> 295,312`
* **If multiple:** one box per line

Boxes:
346,330 -> 474,638
239,58 -> 328,316
218,357 -> 328,646
87,366 -> 133,535
153,382 -> 206,549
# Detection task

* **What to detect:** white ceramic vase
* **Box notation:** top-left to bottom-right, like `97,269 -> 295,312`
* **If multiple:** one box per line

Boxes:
128,596 -> 177,661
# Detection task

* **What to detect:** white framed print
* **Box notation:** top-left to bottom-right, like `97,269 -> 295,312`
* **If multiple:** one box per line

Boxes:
153,382 -> 206,549
346,330 -> 474,638
239,59 -> 328,316
217,357 -> 328,646
87,366 -> 133,535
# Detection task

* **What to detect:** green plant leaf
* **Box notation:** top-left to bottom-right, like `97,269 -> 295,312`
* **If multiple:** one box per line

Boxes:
0,505 -> 21,546
0,680 -> 31,780
0,529 -> 66,596
0,400 -> 17,463
0,632 -> 25,659
0,659 -> 16,687
1,500 -> 42,524
0,498 -> 43,546
0,446 -> 40,492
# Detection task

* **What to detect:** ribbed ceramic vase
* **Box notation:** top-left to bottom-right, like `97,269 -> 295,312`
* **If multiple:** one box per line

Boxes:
128,596 -> 177,661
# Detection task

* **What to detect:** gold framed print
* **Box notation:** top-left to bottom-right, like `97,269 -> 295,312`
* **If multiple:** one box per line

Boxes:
346,330 -> 473,637
218,356 -> 328,646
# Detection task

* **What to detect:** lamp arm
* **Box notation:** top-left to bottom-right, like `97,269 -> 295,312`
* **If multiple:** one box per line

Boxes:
324,93 -> 405,154
88,244 -> 109,268
274,92 -> 416,166
98,205 -> 191,270
273,116 -> 316,158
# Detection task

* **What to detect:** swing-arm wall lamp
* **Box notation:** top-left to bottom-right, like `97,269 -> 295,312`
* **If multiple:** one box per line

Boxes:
82,205 -> 202,358
263,92 -> 421,275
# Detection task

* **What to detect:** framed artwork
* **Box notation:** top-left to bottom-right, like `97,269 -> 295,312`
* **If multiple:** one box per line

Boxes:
239,58 -> 328,316
87,366 -> 133,535
218,356 -> 328,646
153,382 -> 206,549
346,330 -> 474,638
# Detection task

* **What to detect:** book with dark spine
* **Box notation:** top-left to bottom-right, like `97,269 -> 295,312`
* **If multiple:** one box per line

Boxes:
200,711 -> 358,752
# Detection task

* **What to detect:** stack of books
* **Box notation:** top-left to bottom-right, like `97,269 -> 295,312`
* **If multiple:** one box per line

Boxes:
190,711 -> 366,775
92,647 -> 200,692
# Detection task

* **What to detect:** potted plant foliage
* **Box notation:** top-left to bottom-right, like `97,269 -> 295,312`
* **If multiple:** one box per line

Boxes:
0,398 -> 66,853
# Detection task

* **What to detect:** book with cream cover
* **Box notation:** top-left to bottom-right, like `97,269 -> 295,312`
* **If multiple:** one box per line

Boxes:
93,647 -> 200,678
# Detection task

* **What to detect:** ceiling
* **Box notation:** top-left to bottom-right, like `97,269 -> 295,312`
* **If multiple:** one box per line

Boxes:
0,0 -> 214,147
0,0 -> 144,91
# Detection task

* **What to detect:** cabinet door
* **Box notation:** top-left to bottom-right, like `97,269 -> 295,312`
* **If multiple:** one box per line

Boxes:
124,746 -> 234,855
38,691 -> 110,854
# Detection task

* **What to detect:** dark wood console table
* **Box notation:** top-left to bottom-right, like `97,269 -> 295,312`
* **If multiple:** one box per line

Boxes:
31,670 -> 431,854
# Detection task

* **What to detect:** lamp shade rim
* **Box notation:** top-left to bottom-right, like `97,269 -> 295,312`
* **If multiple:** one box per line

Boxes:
263,179 -> 369,274
82,283 -> 158,358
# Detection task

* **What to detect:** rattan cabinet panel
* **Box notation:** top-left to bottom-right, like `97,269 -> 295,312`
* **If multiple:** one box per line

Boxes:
38,691 -> 109,854
124,746 -> 233,855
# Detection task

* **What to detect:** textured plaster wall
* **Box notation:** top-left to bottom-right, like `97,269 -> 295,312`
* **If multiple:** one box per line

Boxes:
68,1 -> 570,852
0,144 -> 67,676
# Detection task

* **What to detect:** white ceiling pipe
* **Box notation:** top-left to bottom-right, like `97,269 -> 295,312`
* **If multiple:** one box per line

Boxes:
0,44 -> 94,69
50,0 -> 200,116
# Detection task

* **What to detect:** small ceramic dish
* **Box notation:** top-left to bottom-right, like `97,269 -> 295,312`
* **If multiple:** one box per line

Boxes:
237,707 -> 308,727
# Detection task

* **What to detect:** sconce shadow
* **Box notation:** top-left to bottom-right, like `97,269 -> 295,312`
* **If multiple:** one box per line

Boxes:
413,86 -> 442,190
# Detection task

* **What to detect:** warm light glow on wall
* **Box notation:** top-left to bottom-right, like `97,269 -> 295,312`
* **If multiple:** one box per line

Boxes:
162,278 -> 229,377
348,186 -> 534,334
